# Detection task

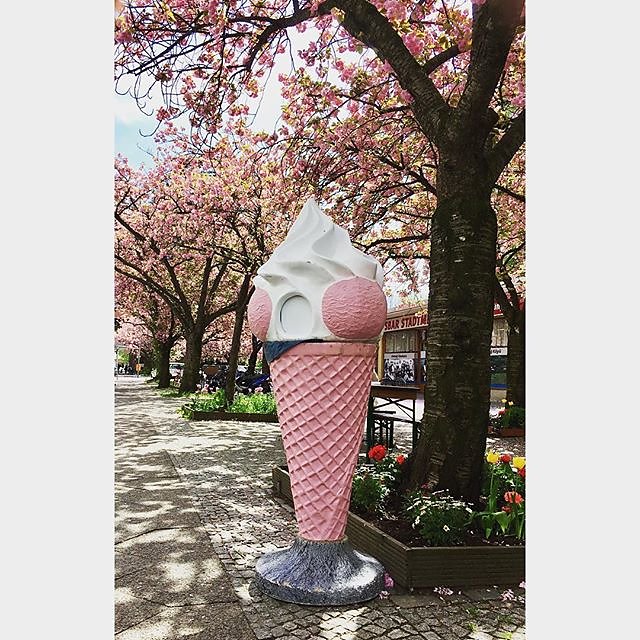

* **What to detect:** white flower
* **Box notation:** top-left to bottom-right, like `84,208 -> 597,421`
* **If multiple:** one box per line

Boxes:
443,525 -> 450,532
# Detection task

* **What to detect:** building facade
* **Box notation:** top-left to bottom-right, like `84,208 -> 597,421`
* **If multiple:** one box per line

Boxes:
377,304 -> 509,390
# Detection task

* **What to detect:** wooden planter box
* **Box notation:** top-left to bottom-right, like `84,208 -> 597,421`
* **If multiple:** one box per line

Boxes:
497,427 -> 525,437
272,465 -> 524,589
188,410 -> 278,422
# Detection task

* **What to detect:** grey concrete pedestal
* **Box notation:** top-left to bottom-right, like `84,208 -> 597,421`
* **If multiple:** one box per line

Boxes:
255,537 -> 384,605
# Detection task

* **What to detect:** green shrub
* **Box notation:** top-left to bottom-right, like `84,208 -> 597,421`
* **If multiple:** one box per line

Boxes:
178,389 -> 277,418
228,392 -> 276,414
351,468 -> 390,515
403,490 -> 473,546
178,389 -> 226,417
503,406 -> 525,428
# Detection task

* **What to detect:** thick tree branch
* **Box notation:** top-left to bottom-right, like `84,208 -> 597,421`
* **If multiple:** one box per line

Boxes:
494,182 -> 525,203
422,44 -> 460,75
494,275 -> 516,326
487,109 -> 525,184
332,0 -> 450,144
454,0 -> 524,142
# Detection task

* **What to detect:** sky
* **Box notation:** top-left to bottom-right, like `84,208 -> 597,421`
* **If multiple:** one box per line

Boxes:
114,29 -> 314,167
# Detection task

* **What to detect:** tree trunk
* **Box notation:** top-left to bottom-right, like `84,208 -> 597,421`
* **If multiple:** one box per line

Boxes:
506,306 -> 525,407
246,335 -> 262,375
180,327 -> 204,393
261,352 -> 270,377
225,275 -> 252,407
408,155 -> 496,505
155,340 -> 173,388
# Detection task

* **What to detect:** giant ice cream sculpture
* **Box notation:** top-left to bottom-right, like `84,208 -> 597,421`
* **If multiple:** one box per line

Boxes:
248,198 -> 387,605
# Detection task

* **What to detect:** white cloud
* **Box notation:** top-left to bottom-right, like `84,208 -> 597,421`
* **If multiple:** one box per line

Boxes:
114,71 -> 166,125
114,92 -> 156,125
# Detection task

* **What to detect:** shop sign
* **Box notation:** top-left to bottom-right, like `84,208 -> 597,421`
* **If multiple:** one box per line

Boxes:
384,312 -> 427,332
384,303 -> 507,330
490,346 -> 508,356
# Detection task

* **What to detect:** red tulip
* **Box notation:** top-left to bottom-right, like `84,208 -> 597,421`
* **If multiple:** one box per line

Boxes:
396,455 -> 406,465
368,444 -> 387,462
500,454 -> 512,464
504,491 -> 523,504
518,466 -> 526,479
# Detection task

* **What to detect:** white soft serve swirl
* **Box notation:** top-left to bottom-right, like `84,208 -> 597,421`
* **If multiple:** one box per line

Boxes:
254,198 -> 384,342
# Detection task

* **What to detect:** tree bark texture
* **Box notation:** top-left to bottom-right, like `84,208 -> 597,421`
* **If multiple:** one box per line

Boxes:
155,340 -> 173,388
225,275 -> 253,407
246,335 -> 263,375
408,152 -> 497,505
180,326 -> 205,393
506,306 -> 525,407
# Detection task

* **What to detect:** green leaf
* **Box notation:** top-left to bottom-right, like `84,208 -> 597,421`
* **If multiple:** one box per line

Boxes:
494,511 -> 510,534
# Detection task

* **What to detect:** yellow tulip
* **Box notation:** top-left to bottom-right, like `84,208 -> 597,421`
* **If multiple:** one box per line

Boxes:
513,456 -> 526,470
486,451 -> 499,464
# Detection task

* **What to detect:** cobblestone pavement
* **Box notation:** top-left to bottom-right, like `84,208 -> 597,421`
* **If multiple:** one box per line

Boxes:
115,377 -> 525,640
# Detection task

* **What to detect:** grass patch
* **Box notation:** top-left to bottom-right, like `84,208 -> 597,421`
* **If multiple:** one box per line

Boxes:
158,388 -> 189,398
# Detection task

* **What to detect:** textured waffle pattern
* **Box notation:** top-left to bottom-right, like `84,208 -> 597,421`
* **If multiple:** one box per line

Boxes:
270,342 -> 376,541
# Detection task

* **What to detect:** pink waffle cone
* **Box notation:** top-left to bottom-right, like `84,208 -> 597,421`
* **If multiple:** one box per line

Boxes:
270,341 -> 377,541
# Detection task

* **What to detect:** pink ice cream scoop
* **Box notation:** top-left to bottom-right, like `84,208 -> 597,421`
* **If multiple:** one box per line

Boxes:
321,276 -> 387,340
247,288 -> 272,342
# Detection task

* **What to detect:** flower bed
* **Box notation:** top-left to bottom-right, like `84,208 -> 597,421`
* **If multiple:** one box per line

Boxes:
489,402 -> 525,437
178,389 -> 278,422
271,446 -> 526,589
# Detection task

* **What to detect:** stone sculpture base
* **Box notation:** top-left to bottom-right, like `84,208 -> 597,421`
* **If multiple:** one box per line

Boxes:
255,537 -> 384,605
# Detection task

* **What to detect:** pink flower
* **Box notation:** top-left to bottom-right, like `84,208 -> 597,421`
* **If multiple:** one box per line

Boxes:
254,387 -> 263,393
402,33 -> 424,58
384,573 -> 394,589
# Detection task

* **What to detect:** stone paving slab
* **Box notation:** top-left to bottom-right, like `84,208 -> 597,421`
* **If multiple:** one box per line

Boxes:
115,602 -> 255,640
116,527 -> 237,605
115,378 -> 525,639
115,380 -> 256,640
115,486 -> 203,543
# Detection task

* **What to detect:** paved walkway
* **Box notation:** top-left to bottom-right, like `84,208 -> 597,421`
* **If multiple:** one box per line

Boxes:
115,377 -> 525,640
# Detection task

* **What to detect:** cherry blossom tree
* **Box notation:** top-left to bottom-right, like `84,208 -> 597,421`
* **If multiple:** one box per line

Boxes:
115,272 -> 183,386
115,151 -> 243,391
115,0 -> 525,502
